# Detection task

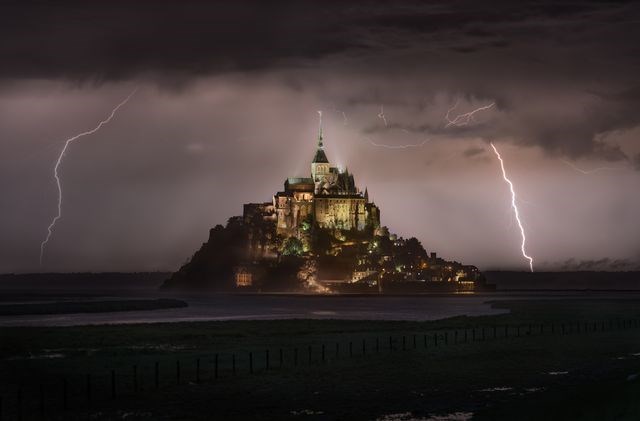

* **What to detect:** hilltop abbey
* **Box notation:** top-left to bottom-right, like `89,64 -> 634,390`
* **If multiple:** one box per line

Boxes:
243,118 -> 380,242
164,114 -> 484,293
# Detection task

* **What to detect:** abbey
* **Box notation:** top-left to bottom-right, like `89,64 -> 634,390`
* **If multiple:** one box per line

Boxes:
243,122 -> 380,240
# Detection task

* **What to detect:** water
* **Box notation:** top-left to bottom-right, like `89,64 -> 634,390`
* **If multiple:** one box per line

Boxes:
0,293 -> 509,326
1,290 -> 636,327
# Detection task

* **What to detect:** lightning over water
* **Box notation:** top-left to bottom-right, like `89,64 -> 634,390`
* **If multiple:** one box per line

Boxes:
490,142 -> 534,272
378,105 -> 388,126
560,159 -> 625,175
39,89 -> 137,264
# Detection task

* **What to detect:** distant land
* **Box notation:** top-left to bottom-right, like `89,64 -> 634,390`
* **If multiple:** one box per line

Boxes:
484,271 -> 640,291
1,271 -> 640,293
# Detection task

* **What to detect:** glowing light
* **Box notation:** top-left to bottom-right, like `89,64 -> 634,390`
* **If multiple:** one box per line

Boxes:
490,142 -> 534,272
39,89 -> 137,264
378,104 -> 388,126
445,100 -> 495,128
560,159 -> 624,175
364,137 -> 429,149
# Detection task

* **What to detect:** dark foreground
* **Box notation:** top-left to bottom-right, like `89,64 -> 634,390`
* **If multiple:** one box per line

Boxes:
1,298 -> 640,420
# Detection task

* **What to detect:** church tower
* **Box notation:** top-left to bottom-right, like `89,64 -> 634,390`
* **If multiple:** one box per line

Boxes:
311,111 -> 330,184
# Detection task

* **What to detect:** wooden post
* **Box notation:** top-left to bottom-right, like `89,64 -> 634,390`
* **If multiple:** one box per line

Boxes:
87,374 -> 92,403
155,362 -> 159,388
17,388 -> 22,421
63,377 -> 68,410
39,384 -> 44,417
111,370 -> 116,400
249,352 -> 253,374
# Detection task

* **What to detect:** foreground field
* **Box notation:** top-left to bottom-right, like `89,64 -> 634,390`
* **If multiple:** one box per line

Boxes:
1,298 -> 639,420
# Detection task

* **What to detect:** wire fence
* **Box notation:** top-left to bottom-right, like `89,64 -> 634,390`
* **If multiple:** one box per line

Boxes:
1,317 -> 639,420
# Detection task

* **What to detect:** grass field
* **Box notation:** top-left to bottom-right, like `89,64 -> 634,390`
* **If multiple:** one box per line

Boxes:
1,297 -> 639,420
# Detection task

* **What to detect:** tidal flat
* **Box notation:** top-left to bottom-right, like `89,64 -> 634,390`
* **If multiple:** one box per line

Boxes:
1,298 -> 639,420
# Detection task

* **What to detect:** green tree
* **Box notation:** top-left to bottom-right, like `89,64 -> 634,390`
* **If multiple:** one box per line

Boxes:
282,237 -> 304,256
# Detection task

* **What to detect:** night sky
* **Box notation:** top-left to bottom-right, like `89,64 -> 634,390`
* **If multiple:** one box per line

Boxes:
1,1 -> 639,273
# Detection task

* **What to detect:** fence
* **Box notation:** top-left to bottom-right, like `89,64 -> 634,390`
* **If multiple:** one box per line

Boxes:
1,317 -> 639,420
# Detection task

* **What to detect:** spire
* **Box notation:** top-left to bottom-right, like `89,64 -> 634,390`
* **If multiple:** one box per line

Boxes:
317,110 -> 323,149
312,110 -> 329,163
364,187 -> 369,202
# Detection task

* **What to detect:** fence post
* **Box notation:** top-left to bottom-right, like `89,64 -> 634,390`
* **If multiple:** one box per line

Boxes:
155,362 -> 159,388
63,377 -> 68,410
87,374 -> 92,403
249,352 -> 253,374
17,388 -> 22,421
111,370 -> 116,400
39,384 -> 44,417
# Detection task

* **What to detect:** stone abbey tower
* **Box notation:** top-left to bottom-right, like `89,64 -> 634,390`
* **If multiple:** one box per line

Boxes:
243,116 -> 380,239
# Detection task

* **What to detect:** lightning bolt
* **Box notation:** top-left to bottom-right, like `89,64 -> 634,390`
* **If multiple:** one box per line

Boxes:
39,89 -> 137,265
364,137 -> 429,149
378,104 -> 388,126
445,100 -> 495,128
560,159 -> 624,175
490,142 -> 534,272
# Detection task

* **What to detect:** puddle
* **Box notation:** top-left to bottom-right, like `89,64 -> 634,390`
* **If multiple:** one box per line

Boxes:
478,387 -> 513,392
290,409 -> 325,416
376,412 -> 473,421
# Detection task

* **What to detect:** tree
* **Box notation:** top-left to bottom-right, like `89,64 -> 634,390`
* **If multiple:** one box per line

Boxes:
282,237 -> 304,256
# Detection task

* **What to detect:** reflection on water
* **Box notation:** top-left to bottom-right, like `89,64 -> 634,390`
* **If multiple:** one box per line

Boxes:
1,290 -> 635,327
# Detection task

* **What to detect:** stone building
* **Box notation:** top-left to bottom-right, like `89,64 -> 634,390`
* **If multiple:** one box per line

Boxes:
243,122 -> 380,240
